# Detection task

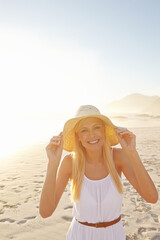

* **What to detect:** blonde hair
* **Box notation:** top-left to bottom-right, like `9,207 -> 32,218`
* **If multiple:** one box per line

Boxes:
70,118 -> 123,202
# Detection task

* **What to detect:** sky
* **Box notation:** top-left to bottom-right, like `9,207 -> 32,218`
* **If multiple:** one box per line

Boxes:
0,0 -> 160,120
0,0 -> 160,159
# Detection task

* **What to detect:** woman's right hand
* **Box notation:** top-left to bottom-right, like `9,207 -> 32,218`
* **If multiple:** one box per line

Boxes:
46,132 -> 63,166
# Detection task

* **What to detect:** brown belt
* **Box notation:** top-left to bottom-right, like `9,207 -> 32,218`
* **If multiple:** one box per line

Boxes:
75,215 -> 121,228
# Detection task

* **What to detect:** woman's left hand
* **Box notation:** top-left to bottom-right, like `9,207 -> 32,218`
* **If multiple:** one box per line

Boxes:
114,127 -> 136,151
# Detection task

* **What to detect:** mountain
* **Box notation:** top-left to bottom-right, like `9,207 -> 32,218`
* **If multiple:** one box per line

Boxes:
144,97 -> 160,115
106,93 -> 160,115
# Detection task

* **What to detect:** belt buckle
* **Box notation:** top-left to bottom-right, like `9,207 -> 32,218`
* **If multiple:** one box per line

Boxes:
95,222 -> 99,228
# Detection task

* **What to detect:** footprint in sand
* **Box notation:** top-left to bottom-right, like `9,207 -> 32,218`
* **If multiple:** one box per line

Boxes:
13,189 -> 21,193
24,216 -> 36,220
151,235 -> 160,240
0,218 -> 16,223
17,216 -> 36,224
151,213 -> 159,223
130,197 -> 136,203
138,227 -> 147,235
0,200 -> 7,204
121,214 -> 130,218
122,219 -> 129,227
3,204 -> 17,209
34,189 -> 40,193
17,219 -> 27,224
147,227 -> 157,231
33,181 -> 43,184
0,210 -> 4,215
136,218 -> 142,223
123,182 -> 129,186
62,216 -> 72,222
64,205 -> 73,210
24,195 -> 32,203
34,174 -> 44,178
7,177 -> 19,181
126,233 -> 137,240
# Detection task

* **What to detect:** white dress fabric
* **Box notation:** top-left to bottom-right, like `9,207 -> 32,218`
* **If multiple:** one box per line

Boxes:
66,148 -> 126,240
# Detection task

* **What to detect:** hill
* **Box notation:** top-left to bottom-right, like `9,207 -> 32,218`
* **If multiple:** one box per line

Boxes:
106,93 -> 160,115
144,97 -> 160,115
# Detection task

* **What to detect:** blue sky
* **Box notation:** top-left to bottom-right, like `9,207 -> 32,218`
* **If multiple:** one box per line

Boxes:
0,0 -> 160,117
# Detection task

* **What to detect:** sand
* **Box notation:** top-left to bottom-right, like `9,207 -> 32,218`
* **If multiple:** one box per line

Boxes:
0,127 -> 160,240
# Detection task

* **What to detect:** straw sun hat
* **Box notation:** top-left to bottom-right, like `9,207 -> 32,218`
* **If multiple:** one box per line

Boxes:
63,105 -> 119,152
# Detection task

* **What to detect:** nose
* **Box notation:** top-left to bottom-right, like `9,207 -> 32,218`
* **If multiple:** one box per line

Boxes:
88,129 -> 95,138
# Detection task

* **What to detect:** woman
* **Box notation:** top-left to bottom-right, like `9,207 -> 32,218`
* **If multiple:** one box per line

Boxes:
39,105 -> 158,239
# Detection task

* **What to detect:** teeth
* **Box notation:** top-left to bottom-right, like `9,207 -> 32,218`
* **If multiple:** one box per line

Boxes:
88,140 -> 99,144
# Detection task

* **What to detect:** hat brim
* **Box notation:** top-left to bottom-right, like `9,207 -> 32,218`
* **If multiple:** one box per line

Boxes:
63,114 -> 119,152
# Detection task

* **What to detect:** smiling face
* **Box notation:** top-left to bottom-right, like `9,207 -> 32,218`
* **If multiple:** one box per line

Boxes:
75,117 -> 106,152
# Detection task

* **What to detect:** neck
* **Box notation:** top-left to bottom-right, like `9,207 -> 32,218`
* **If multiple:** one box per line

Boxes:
85,149 -> 104,165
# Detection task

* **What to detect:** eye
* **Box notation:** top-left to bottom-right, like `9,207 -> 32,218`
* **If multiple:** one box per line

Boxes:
81,129 -> 87,133
94,126 -> 101,129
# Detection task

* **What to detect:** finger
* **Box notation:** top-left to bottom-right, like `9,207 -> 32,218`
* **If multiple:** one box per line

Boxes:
117,132 -> 134,138
115,129 -> 132,135
115,127 -> 127,131
117,130 -> 132,134
115,127 -> 128,132
118,132 -> 133,137
51,139 -> 61,144
50,136 -> 62,142
51,141 -> 61,145
51,136 -> 62,140
50,139 -> 63,149
47,140 -> 61,148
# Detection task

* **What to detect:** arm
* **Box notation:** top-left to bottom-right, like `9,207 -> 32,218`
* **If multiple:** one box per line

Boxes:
39,161 -> 58,218
39,155 -> 72,218
115,128 -> 158,204
39,132 -> 72,218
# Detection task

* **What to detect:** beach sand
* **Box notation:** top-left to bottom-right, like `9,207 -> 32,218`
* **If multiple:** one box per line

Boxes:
0,127 -> 160,240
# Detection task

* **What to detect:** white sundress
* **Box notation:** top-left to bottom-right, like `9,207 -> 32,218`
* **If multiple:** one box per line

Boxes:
66,148 -> 126,240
